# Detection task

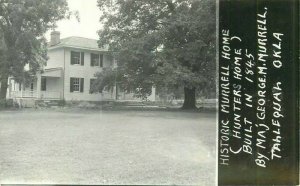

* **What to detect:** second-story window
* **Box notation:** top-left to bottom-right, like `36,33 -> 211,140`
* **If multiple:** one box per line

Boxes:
90,53 -> 103,67
71,51 -> 84,65
91,53 -> 99,66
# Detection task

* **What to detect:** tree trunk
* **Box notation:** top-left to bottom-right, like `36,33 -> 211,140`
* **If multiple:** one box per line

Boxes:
182,87 -> 196,109
0,75 -> 8,99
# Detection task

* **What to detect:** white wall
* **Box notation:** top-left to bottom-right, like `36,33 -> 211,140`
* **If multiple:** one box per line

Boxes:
45,77 -> 61,92
46,49 -> 65,69
63,48 -> 114,101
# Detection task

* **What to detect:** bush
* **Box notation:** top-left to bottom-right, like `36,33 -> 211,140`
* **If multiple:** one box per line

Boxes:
58,99 -> 66,107
0,99 -> 14,109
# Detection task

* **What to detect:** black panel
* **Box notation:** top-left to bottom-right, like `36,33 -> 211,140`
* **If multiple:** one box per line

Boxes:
218,0 -> 299,185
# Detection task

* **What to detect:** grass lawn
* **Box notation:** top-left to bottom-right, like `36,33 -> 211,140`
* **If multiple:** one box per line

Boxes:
0,109 -> 216,185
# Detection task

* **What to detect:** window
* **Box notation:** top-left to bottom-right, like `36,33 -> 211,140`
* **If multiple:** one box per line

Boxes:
30,82 -> 34,91
100,54 -> 103,67
91,53 -> 99,66
41,77 -> 46,91
70,78 -> 84,92
90,53 -> 103,67
71,51 -> 84,65
73,78 -> 80,91
90,79 -> 95,93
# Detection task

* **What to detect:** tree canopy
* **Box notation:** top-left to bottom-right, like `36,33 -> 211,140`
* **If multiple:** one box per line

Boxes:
95,0 -> 216,109
0,0 -> 70,99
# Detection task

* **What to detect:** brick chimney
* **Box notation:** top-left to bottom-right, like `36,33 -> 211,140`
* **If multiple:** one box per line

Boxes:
50,31 -> 60,46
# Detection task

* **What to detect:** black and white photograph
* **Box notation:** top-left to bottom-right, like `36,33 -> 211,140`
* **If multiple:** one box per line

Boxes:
0,0 -> 217,185
1,0 -> 299,185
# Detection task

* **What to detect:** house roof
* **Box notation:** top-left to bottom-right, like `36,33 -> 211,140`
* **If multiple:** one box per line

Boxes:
48,36 -> 109,51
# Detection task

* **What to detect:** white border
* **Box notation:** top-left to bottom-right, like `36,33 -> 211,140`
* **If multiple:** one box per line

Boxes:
215,0 -> 219,185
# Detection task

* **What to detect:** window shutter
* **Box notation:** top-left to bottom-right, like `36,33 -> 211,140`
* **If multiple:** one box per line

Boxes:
100,54 -> 103,67
70,78 -> 74,92
90,79 -> 94,94
80,78 -> 84,92
41,77 -> 47,91
71,51 -> 75,65
81,52 -> 84,66
44,78 -> 47,91
90,54 -> 94,66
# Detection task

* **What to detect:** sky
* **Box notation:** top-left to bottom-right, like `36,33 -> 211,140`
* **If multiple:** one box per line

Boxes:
46,0 -> 102,40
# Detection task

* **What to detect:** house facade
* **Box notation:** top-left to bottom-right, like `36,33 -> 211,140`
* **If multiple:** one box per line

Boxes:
7,31 -> 155,102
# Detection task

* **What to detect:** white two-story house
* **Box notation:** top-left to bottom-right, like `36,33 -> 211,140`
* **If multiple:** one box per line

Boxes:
7,31 -> 155,102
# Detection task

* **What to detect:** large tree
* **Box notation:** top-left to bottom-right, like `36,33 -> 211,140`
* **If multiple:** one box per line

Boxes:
0,0 -> 70,99
96,0 -> 216,109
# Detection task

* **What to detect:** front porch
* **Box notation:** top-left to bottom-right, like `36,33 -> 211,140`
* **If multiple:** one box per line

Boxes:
8,68 -> 63,100
10,90 -> 62,100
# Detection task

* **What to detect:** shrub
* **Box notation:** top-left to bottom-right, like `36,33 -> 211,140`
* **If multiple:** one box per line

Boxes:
58,99 -> 66,107
0,99 -> 14,109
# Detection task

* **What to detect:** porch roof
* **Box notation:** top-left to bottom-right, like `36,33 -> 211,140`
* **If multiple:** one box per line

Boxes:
41,68 -> 62,77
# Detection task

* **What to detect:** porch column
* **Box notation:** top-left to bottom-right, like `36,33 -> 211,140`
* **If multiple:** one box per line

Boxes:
148,86 -> 156,101
36,73 -> 41,99
21,83 -> 23,97
112,84 -> 117,100
7,77 -> 12,99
